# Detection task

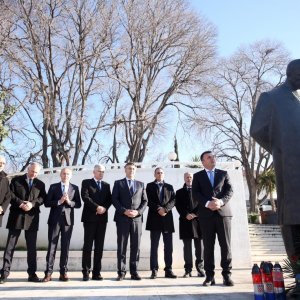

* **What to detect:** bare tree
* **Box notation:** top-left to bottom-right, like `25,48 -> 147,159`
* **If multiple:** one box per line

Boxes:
0,0 -> 116,168
106,0 -> 217,162
195,40 -> 290,212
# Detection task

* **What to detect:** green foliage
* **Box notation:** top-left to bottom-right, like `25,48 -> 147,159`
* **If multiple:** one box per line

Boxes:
257,168 -> 277,211
248,212 -> 260,224
258,168 -> 276,194
0,91 -> 17,149
282,255 -> 300,295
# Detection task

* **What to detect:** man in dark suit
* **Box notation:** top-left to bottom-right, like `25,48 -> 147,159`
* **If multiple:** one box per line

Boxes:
0,156 -> 11,228
42,168 -> 81,282
175,172 -> 204,278
0,162 -> 46,284
192,151 -> 233,287
146,167 -> 177,279
81,164 -> 112,281
112,162 -> 148,281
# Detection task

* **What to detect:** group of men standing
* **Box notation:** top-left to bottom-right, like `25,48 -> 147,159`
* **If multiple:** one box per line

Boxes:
0,151 -> 234,287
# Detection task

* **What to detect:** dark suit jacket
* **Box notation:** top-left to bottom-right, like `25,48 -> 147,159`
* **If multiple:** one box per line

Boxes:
45,182 -> 81,226
0,171 -> 11,227
145,181 -> 175,233
112,178 -> 148,223
192,169 -> 233,218
175,184 -> 201,240
81,179 -> 112,223
7,174 -> 46,231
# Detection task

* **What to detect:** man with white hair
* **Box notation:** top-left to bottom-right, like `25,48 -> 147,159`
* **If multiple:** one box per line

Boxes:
0,156 -> 11,227
0,162 -> 46,284
42,168 -> 81,282
81,164 -> 112,281
175,172 -> 204,278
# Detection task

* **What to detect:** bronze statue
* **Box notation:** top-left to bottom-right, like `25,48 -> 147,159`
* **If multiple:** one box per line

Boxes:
251,59 -> 300,259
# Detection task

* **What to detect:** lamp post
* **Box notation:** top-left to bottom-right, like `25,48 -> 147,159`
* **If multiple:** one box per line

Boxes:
168,152 -> 177,168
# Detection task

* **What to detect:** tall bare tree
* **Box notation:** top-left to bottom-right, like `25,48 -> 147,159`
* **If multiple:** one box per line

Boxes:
0,0 -> 116,168
195,40 -> 290,212
106,0 -> 217,162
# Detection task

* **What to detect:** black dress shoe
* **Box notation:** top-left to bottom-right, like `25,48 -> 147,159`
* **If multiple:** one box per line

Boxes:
131,273 -> 142,280
92,274 -> 103,281
28,273 -> 41,282
223,277 -> 234,286
183,271 -> 192,278
165,271 -> 177,278
150,270 -> 157,279
197,269 -> 205,277
117,274 -> 125,281
83,274 -> 90,281
203,277 -> 215,286
0,275 -> 7,284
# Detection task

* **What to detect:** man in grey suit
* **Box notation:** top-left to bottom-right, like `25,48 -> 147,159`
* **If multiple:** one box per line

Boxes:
112,162 -> 148,281
251,59 -> 300,260
42,168 -> 81,282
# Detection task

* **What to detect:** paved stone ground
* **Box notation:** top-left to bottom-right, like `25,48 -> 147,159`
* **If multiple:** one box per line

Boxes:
0,269 -> 256,299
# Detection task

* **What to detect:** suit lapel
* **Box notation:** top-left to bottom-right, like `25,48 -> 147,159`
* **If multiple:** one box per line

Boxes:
201,170 -> 212,188
122,178 -> 131,195
213,169 -> 220,188
21,174 -> 30,193
68,184 -> 75,200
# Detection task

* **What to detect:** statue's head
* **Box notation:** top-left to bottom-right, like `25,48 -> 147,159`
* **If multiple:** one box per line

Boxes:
286,59 -> 300,90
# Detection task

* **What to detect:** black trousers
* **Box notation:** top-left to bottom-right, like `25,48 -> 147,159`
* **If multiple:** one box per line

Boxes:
182,238 -> 204,273
116,220 -> 142,275
150,230 -> 173,271
45,216 -> 73,275
199,214 -> 232,278
281,225 -> 300,258
82,221 -> 107,275
1,229 -> 37,277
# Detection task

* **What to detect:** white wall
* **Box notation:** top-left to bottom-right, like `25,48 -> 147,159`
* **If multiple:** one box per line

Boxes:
0,163 -> 252,269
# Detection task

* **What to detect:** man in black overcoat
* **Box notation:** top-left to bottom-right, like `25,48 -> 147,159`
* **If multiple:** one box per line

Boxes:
146,167 -> 177,279
0,162 -> 46,284
175,172 -> 204,278
81,164 -> 112,281
0,156 -> 11,227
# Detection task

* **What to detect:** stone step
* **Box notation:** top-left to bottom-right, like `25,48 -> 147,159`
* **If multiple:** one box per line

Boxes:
248,224 -> 287,266
251,250 -> 286,255
250,246 -> 286,251
0,250 -> 151,272
248,231 -> 282,235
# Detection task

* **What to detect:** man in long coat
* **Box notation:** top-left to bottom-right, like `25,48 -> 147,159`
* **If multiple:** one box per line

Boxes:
250,59 -> 300,258
0,156 -> 11,227
175,172 -> 204,277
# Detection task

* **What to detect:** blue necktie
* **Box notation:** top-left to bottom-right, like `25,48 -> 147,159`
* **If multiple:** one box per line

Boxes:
158,183 -> 164,204
128,180 -> 134,195
97,181 -> 101,191
208,170 -> 214,187
28,179 -> 33,190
